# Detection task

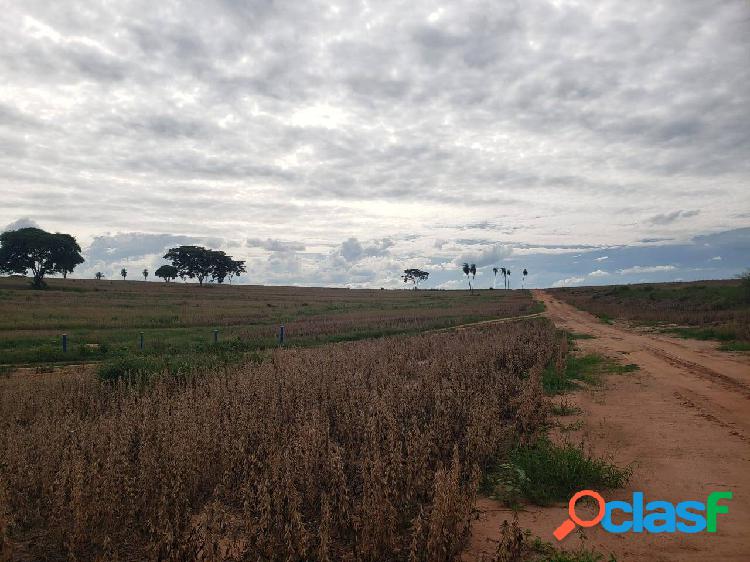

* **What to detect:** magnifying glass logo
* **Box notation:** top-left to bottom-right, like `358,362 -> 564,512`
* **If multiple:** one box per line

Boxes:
553,490 -> 606,541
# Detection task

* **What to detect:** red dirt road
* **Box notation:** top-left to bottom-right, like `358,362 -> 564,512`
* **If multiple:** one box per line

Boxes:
465,290 -> 750,561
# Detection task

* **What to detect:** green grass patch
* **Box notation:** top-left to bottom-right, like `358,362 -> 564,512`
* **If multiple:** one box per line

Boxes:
481,439 -> 631,506
719,341 -> 750,352
569,332 -> 596,340
666,326 -> 737,342
566,353 -> 638,385
597,313 -> 614,325
542,361 -> 576,395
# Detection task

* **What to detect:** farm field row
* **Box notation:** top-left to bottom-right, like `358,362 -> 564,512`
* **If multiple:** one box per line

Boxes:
0,277 -> 538,365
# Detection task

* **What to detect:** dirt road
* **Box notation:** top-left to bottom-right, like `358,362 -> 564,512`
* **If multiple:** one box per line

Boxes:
465,290 -> 750,561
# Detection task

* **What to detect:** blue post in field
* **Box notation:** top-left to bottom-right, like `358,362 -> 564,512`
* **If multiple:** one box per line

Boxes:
213,329 -> 219,344
279,325 -> 285,346
62,334 -> 68,353
139,331 -> 144,350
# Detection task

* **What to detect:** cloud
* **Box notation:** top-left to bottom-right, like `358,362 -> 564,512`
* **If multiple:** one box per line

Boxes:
552,276 -> 586,287
0,1 -> 748,288
247,238 -> 306,252
85,232 -> 202,262
454,244 -> 513,268
3,217 -> 41,231
594,256 -> 609,262
617,265 -> 676,275
646,210 -> 700,225
337,237 -> 394,262
588,269 -> 610,277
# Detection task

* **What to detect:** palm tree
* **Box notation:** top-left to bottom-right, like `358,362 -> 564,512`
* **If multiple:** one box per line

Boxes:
120,268 -> 127,280
142,268 -> 149,281
507,269 -> 511,289
492,267 -> 498,288
462,262 -> 477,294
522,268 -> 528,288
95,272 -> 104,280
500,267 -> 507,289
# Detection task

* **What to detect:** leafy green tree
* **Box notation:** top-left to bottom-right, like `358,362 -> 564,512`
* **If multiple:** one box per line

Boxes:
402,268 -> 429,289
164,245 -> 245,285
227,259 -> 246,285
120,268 -> 127,280
0,227 -> 84,288
155,264 -> 178,283
164,246 -> 214,285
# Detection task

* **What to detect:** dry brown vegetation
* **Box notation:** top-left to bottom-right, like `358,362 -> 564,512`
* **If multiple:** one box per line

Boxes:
0,318 -> 561,561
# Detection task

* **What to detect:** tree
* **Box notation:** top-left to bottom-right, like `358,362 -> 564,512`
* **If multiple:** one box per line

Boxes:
164,246 -> 214,285
142,268 -> 149,281
155,264 -> 178,282
210,251 -> 235,284
500,267 -> 507,289
164,245 -> 245,286
402,268 -> 429,289
462,262 -> 476,294
0,227 -> 84,289
121,268 -> 127,280
492,267 -> 498,288
227,259 -> 246,285
506,269 -> 511,289
522,268 -> 528,288
95,272 -> 104,280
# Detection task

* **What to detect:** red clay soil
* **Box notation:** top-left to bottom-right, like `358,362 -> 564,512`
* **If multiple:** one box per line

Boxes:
465,290 -> 750,561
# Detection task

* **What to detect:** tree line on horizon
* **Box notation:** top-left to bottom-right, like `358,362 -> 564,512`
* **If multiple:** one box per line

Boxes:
2,225 -> 530,291
0,227 -> 246,288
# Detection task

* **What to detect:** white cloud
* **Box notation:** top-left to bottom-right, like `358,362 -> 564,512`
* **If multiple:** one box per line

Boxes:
594,256 -> 609,262
552,276 -> 585,287
588,269 -> 610,277
617,265 -> 676,275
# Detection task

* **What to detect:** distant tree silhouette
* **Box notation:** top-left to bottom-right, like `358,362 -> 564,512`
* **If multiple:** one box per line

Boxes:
507,269 -> 511,289
522,268 -> 528,288
120,268 -> 127,280
492,267 -> 498,288
0,227 -> 84,288
402,268 -> 429,289
462,262 -> 476,294
95,272 -> 104,280
142,268 -> 148,281
164,245 -> 245,286
155,265 -> 178,283
500,267 -> 507,289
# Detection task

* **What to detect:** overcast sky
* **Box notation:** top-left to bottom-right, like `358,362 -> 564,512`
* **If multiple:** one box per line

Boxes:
1,0 -> 748,288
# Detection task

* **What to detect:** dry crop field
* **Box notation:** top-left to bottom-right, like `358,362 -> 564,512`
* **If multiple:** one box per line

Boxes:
549,278 -> 750,350
0,317 -> 561,561
0,277 -> 539,366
